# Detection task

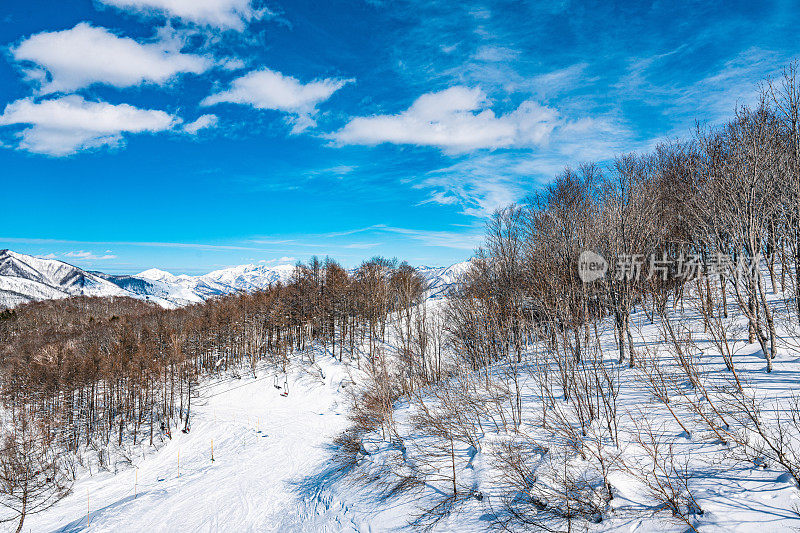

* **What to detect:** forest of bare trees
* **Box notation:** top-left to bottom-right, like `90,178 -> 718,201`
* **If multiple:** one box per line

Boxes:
6,65 -> 800,532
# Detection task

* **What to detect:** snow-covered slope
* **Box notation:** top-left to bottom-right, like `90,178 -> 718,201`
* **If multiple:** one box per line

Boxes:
25,279 -> 800,532
201,263 -> 298,292
25,354 -> 361,533
93,272 -> 205,308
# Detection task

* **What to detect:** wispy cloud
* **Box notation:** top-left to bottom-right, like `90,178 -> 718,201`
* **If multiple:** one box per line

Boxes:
258,256 -> 296,264
377,225 -> 481,250
0,236 -> 285,252
63,250 -> 117,260
250,223 -> 482,252
343,242 -> 381,249
183,114 -> 218,135
613,46 -> 793,133
317,224 -> 482,250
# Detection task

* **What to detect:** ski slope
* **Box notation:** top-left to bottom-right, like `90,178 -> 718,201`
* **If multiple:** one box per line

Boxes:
26,355 -> 367,533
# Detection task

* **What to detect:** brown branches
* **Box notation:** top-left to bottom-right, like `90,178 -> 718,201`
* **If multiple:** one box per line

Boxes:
0,411 -> 72,533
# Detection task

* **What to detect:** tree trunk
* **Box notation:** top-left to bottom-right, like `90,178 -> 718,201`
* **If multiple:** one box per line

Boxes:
15,490 -> 26,533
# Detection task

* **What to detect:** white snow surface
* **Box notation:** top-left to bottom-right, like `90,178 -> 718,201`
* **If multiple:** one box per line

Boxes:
27,354 -> 366,533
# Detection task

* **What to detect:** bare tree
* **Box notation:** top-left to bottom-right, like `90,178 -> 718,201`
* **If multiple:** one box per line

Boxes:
0,412 -> 71,533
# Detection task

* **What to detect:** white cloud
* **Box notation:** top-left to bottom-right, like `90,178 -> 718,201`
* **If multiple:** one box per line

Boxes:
258,256 -> 295,264
98,0 -> 265,30
331,86 -> 560,153
202,68 -> 350,132
64,250 -> 118,260
183,114 -> 219,134
12,23 -> 211,93
0,95 -> 178,156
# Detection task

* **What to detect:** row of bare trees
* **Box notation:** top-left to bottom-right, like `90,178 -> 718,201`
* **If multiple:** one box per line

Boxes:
453,67 -> 800,376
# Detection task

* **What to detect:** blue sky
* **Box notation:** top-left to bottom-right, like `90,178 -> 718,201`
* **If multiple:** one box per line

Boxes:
0,0 -> 797,274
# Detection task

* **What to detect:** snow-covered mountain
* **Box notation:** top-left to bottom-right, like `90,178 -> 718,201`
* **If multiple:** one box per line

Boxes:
0,249 -> 132,308
417,260 -> 472,299
0,250 -> 470,309
135,263 -> 298,298
92,272 -> 206,308
0,250 -> 300,309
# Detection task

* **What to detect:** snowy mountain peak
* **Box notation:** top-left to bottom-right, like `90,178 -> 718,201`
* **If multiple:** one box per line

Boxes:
197,263 -> 297,294
417,260 -> 472,299
136,268 -> 179,283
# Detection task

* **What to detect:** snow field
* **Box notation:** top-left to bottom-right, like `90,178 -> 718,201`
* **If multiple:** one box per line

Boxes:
26,354 -> 363,533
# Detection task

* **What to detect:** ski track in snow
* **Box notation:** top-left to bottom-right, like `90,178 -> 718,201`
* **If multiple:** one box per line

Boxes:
25,356 -> 367,533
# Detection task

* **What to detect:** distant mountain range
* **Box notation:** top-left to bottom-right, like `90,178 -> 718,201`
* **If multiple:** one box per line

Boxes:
0,249 -> 468,309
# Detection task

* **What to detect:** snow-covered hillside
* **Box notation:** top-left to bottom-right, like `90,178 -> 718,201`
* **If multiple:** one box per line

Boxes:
23,282 -> 800,532
0,250 -> 470,310
93,272 -> 206,308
